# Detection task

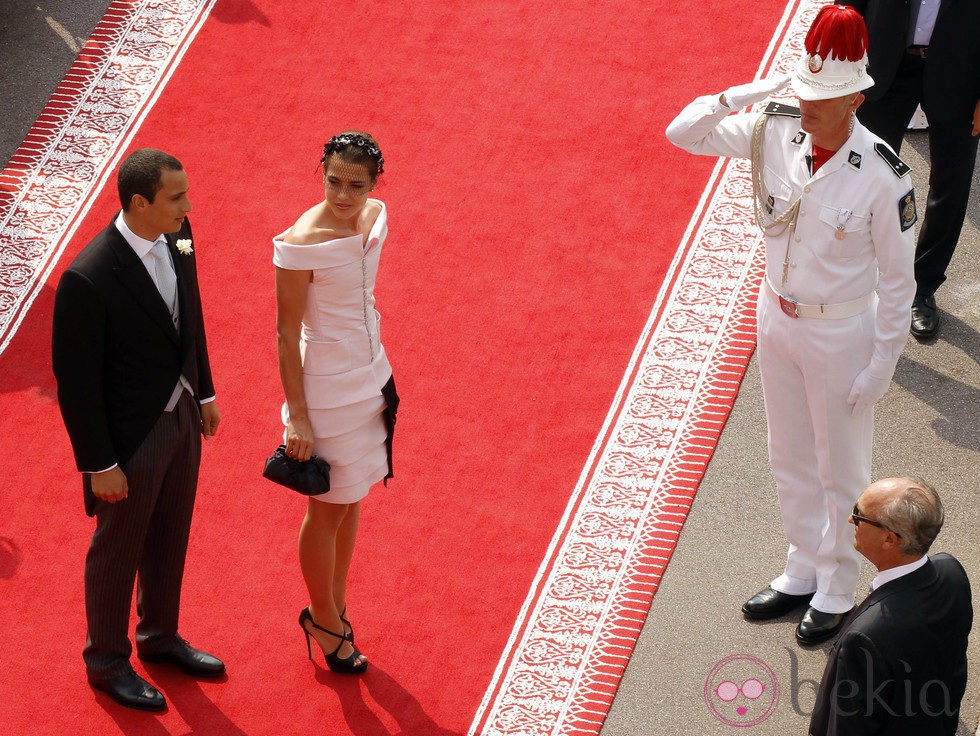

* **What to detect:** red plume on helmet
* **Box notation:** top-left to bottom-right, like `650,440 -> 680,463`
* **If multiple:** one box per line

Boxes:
792,4 -> 874,100
804,5 -> 869,62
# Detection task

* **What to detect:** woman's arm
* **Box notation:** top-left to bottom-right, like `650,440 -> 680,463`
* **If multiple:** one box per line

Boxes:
276,266 -> 316,461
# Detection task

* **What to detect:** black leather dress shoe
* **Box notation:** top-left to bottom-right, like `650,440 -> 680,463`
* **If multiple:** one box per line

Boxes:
742,587 -> 812,620
88,669 -> 166,711
795,607 -> 851,646
910,294 -> 939,340
139,637 -> 225,677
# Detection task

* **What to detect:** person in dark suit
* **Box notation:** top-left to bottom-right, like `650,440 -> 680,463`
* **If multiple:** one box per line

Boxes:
52,148 -> 224,712
839,0 -> 980,340
809,477 -> 973,735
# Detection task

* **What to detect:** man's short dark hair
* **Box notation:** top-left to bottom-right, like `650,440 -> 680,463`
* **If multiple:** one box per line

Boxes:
878,477 -> 944,556
117,148 -> 183,211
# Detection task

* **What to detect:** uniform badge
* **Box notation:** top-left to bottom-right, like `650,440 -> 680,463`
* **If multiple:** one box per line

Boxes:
791,131 -> 806,145
898,189 -> 917,232
847,151 -> 862,168
807,53 -> 824,73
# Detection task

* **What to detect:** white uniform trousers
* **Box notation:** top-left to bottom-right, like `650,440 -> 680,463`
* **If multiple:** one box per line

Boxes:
756,288 -> 875,614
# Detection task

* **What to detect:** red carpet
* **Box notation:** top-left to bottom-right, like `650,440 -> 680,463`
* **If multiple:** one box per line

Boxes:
0,0 -> 811,733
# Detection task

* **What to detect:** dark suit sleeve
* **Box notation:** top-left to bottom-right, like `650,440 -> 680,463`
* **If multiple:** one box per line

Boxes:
186,220 -> 215,402
839,0 -> 868,15
824,631 -> 892,736
52,269 -> 116,471
195,299 -> 215,402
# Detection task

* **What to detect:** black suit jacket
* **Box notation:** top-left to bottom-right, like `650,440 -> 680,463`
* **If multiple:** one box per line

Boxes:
842,0 -> 980,123
809,553 -> 973,736
52,217 -> 214,514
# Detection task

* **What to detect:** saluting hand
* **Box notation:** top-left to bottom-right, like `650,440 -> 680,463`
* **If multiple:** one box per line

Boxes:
720,75 -> 792,110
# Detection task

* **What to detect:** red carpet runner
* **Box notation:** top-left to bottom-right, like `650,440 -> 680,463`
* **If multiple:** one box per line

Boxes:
0,0 -> 814,733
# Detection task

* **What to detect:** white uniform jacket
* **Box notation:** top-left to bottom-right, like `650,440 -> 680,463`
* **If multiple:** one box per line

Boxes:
666,95 -> 916,380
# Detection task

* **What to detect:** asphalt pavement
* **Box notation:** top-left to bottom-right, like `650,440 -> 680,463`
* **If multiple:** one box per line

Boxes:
0,1 -> 106,165
3,3 -> 978,735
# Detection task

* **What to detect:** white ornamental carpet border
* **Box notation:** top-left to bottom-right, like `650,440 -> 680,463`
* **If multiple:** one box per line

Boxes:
468,0 -> 823,733
0,0 -> 217,355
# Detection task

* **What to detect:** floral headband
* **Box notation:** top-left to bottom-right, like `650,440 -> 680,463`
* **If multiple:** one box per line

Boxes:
322,134 -> 384,175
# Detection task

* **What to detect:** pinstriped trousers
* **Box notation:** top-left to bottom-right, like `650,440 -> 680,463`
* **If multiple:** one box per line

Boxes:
82,390 -> 201,678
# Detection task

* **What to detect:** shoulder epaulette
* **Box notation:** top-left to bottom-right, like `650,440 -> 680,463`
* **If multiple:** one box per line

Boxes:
874,142 -> 911,177
763,101 -> 801,117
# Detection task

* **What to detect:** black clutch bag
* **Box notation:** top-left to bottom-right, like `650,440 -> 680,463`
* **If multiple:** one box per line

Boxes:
262,445 -> 331,495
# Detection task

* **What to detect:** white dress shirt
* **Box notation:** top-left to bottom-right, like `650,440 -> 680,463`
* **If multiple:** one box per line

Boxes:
911,0 -> 941,46
871,554 -> 928,591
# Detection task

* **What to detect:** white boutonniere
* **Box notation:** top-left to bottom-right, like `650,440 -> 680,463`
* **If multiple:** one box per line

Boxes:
175,238 -> 193,255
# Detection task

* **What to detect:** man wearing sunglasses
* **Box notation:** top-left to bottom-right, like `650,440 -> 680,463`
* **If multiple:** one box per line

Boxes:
810,477 -> 972,736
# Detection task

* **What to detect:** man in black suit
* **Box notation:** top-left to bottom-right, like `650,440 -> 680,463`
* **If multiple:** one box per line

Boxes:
840,0 -> 980,340
53,148 -> 224,711
809,477 -> 973,735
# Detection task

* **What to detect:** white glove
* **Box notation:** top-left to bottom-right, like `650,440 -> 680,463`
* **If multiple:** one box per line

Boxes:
847,367 -> 892,416
721,75 -> 792,110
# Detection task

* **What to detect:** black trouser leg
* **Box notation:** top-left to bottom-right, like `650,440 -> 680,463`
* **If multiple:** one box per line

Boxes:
135,390 -> 201,652
914,119 -> 979,297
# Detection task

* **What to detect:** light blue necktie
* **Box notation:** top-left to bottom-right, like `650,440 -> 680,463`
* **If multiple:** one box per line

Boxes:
150,240 -> 178,326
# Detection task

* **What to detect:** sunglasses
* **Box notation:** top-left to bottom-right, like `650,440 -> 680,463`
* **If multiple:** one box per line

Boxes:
851,504 -> 901,537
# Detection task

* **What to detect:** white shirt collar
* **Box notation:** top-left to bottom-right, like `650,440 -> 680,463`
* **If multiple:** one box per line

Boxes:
871,555 -> 928,591
114,210 -> 165,258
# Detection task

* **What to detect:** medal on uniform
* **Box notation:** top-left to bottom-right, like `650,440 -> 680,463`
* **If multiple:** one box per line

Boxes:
835,208 -> 852,241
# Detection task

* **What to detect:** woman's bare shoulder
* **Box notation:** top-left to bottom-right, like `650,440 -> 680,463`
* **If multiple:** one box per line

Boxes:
282,204 -> 331,245
359,199 -> 383,235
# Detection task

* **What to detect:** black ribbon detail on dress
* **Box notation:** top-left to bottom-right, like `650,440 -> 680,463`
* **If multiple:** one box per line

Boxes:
381,375 -> 399,485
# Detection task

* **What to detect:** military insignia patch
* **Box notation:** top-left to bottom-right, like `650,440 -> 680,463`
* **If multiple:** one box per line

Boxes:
875,142 -> 911,177
899,189 -> 917,232
763,101 -> 801,118
848,151 -> 862,168
791,131 -> 806,145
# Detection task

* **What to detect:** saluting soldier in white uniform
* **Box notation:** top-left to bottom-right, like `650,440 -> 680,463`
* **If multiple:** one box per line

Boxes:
666,5 -> 916,645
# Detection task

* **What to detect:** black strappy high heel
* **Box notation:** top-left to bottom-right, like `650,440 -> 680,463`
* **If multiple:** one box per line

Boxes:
340,606 -> 353,643
299,607 -> 367,674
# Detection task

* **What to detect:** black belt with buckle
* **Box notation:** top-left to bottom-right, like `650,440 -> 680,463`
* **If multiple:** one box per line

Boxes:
906,46 -> 928,58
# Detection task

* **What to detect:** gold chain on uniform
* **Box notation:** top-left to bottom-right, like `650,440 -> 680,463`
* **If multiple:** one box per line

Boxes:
751,114 -> 802,236
751,113 -> 802,286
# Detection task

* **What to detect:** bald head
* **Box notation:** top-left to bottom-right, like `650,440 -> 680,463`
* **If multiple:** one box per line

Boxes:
858,477 -> 944,561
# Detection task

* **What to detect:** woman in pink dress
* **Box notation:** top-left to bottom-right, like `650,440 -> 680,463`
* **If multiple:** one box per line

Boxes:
274,132 -> 397,674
